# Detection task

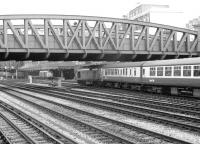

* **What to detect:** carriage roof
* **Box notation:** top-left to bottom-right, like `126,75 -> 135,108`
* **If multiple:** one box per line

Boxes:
143,57 -> 200,67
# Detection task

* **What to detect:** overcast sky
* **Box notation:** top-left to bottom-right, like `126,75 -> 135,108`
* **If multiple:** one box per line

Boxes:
0,0 -> 199,28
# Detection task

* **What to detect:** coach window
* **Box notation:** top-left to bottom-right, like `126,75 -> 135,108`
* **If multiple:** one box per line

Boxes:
112,69 -> 115,75
129,69 -> 132,76
183,66 -> 191,76
120,69 -> 123,76
115,69 -> 117,75
165,67 -> 172,76
194,66 -> 200,77
108,69 -> 111,76
143,69 -> 145,76
123,68 -> 125,76
174,66 -> 181,76
150,67 -> 156,76
134,68 -> 137,76
157,67 -> 163,76
105,70 -> 107,76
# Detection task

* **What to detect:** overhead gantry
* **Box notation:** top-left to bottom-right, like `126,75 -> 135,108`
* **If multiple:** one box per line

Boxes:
0,15 -> 199,61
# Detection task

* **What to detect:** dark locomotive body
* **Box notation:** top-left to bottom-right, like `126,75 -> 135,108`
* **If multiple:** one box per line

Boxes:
77,68 -> 101,85
76,57 -> 200,97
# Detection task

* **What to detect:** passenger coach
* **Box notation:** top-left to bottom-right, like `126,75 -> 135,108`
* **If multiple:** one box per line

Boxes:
102,62 -> 144,89
76,57 -> 200,97
142,58 -> 200,96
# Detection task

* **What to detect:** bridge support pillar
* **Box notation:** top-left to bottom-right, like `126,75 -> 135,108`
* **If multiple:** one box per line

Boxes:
28,75 -> 32,84
60,70 -> 64,78
57,78 -> 62,87
193,25 -> 200,54
197,28 -> 200,53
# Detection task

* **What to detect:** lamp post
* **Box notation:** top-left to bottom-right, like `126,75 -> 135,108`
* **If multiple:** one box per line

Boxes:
4,66 -> 7,79
11,66 -> 13,79
16,68 -> 18,79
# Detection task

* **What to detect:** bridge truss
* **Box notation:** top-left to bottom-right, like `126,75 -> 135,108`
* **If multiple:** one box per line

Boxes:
0,15 -> 199,61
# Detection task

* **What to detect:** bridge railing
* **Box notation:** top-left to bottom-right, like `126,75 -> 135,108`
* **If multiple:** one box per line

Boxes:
0,15 -> 198,60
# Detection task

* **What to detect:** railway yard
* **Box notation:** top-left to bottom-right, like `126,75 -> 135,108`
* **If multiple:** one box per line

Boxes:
1,3 -> 200,144
0,79 -> 199,144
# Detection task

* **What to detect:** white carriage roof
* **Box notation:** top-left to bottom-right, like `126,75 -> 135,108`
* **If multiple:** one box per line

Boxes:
143,57 -> 200,66
102,57 -> 200,68
102,61 -> 144,68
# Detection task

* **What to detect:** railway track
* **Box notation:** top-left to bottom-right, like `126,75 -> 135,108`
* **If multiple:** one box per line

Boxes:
61,83 -> 200,112
3,81 -> 200,119
0,83 -> 198,141
63,83 -> 200,104
18,84 -> 200,129
69,88 -> 200,115
0,88 -> 175,144
59,83 -> 200,117
81,85 -> 200,106
0,102 -> 66,144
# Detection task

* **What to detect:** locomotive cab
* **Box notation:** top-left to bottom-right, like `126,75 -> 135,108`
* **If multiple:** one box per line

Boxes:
76,63 -> 104,86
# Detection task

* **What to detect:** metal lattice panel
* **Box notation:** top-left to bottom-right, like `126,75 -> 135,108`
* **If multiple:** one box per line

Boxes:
0,15 -> 198,61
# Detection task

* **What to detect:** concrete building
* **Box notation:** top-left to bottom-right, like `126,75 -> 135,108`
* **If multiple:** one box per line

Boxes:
0,61 -> 24,79
124,2 -> 184,27
186,17 -> 200,30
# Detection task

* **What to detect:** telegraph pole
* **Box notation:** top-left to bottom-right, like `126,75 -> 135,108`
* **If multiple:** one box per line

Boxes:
5,66 -> 7,79
16,69 -> 18,79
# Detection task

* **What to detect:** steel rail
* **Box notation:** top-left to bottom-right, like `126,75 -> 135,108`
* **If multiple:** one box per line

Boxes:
0,108 -> 37,144
0,99 -> 78,144
0,126 -> 13,144
69,88 -> 200,113
2,85 -> 193,144
2,89 -> 137,144
12,84 -> 200,132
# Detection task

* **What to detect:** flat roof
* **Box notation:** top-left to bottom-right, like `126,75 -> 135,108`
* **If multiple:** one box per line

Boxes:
143,57 -> 200,66
19,61 -> 77,71
102,61 -> 144,68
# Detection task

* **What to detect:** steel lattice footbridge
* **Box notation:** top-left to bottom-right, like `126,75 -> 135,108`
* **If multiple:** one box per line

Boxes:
0,14 -> 199,61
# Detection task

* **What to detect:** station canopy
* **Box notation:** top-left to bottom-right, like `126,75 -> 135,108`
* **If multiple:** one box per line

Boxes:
19,61 -> 84,71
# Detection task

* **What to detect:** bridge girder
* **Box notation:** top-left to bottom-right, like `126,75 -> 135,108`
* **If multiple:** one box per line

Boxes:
0,15 -> 199,61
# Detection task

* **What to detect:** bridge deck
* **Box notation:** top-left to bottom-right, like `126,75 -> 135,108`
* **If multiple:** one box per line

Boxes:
0,15 -> 199,61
